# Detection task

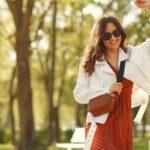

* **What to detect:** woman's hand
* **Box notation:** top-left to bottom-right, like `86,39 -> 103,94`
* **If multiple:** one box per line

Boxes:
135,0 -> 150,9
109,83 -> 123,96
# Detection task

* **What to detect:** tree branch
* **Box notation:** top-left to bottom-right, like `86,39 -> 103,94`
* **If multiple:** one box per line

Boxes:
37,50 -> 46,75
23,0 -> 35,30
6,0 -> 15,13
57,50 -> 67,108
6,0 -> 18,26
29,2 -> 52,73
45,0 -> 57,68
32,3 -> 51,42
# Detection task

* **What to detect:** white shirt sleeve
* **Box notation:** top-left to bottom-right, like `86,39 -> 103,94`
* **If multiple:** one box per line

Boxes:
129,38 -> 150,64
125,38 -> 150,94
73,64 -> 109,104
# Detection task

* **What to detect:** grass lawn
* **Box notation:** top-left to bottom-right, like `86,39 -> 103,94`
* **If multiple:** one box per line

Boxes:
133,137 -> 149,150
0,138 -> 149,150
0,143 -> 15,150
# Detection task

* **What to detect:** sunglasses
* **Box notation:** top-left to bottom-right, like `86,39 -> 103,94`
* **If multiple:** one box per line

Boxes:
102,29 -> 121,41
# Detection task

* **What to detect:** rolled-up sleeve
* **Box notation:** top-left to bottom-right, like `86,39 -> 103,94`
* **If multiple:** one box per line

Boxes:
73,64 -> 109,104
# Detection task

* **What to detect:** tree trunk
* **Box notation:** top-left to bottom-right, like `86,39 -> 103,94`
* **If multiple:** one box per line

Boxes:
76,104 -> 82,127
48,0 -> 57,145
9,67 -> 16,145
16,29 -> 36,149
75,104 -> 87,127
6,0 -> 40,149
53,107 -> 60,142
57,51 -> 67,141
142,113 -> 146,138
133,108 -> 138,137
9,99 -> 15,144
75,7 -> 86,128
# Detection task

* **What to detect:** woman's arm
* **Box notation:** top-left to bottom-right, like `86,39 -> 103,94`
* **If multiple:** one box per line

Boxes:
132,88 -> 149,124
129,39 -> 150,62
125,39 -> 150,94
73,64 -> 109,104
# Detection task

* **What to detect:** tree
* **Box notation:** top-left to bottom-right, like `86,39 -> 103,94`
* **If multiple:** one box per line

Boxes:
48,0 -> 58,144
6,0 -> 37,149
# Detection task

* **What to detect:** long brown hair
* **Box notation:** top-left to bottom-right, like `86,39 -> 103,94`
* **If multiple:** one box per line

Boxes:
81,16 -> 127,76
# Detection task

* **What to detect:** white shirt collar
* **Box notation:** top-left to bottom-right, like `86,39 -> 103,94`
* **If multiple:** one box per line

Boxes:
95,47 -> 129,66
118,47 -> 129,61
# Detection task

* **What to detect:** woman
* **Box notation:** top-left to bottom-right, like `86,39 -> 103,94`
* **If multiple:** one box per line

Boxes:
73,2 -> 150,150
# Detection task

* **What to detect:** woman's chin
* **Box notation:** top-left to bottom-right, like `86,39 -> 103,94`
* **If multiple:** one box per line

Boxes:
108,45 -> 120,51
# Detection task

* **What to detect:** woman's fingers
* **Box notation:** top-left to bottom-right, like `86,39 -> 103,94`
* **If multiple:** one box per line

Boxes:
115,83 -> 122,94
135,0 -> 150,9
113,87 -> 122,94
117,82 -> 123,86
109,83 -> 123,95
117,82 -> 122,84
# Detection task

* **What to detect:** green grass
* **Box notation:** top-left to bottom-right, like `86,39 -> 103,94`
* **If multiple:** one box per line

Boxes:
0,144 -> 15,150
0,138 -> 149,150
133,137 -> 149,150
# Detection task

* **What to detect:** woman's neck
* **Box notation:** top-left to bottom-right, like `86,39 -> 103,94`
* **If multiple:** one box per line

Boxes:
104,48 -> 119,61
104,48 -> 119,69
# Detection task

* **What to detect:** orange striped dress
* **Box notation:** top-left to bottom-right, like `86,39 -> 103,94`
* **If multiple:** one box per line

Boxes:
86,60 -> 134,150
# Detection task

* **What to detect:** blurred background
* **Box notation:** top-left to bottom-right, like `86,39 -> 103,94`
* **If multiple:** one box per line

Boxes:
0,0 -> 150,149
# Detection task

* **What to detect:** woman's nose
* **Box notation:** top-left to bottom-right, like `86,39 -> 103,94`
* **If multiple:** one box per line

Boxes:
110,34 -> 116,40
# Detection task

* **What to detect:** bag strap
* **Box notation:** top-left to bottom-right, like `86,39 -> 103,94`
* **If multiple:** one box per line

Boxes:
112,60 -> 126,96
117,60 -> 126,83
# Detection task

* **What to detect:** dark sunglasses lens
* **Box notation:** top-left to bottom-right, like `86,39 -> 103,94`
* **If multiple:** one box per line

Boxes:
113,29 -> 121,37
102,33 -> 111,40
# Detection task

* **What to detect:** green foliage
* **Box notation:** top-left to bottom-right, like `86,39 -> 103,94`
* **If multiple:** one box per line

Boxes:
0,129 -> 11,144
60,129 -> 74,142
133,137 -> 149,150
36,129 -> 48,145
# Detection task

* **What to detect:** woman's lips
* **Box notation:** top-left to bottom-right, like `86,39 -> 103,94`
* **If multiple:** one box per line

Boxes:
109,40 -> 118,45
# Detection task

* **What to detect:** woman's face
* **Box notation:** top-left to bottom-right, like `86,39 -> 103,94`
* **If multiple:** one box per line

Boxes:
102,22 -> 122,51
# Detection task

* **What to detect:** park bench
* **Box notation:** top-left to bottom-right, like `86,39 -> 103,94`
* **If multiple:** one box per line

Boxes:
56,127 -> 85,150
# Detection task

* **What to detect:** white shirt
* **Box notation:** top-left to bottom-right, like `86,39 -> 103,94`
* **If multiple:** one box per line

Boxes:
73,39 -> 150,124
